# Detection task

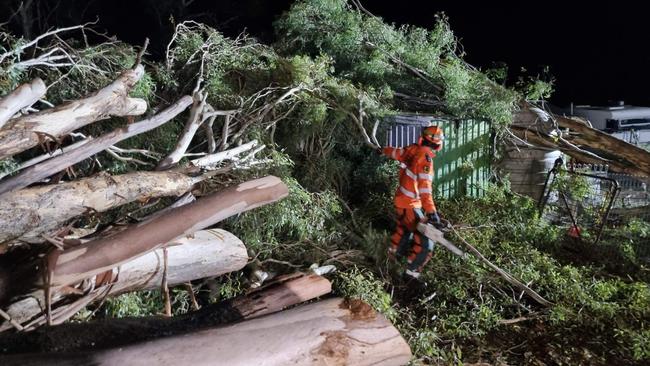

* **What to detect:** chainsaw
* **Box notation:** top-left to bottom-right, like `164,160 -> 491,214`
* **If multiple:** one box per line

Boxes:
417,218 -> 467,258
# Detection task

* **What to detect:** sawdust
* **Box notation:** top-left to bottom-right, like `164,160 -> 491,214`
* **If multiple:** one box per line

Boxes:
340,298 -> 376,321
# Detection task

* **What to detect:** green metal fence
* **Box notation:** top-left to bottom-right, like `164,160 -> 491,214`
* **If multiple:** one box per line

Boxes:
434,120 -> 492,198
384,116 -> 492,199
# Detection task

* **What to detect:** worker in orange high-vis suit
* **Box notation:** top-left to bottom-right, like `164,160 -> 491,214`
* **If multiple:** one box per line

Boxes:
381,125 -> 444,283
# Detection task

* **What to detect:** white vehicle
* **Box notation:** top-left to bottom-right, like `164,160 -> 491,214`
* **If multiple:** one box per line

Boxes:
566,102 -> 650,144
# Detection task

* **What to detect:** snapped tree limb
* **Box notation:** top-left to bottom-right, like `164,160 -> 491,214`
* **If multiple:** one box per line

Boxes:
32,176 -> 287,293
0,78 -> 47,128
0,96 -> 193,196
0,66 -> 147,160
0,272 -> 330,349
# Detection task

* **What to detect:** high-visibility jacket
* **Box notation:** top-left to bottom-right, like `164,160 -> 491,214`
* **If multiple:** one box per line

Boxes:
383,144 -> 437,213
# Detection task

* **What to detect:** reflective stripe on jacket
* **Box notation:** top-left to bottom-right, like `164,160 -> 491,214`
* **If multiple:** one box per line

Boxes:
383,144 -> 437,213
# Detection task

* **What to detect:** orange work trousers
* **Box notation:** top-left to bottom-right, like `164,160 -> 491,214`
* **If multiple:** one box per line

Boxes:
388,207 -> 434,274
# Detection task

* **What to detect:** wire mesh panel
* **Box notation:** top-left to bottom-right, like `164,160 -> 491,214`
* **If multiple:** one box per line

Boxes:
383,115 -> 492,199
608,172 -> 650,223
539,160 -> 620,245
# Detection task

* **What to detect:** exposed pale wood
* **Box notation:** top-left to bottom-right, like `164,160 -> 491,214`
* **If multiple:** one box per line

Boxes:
513,104 -> 650,176
0,171 -> 198,245
0,96 -> 193,196
36,176 -> 287,292
0,230 -> 248,332
0,67 -> 147,160
556,114 -> 650,175
0,298 -> 412,366
190,139 -> 259,168
156,91 -> 207,170
0,78 -> 47,128
0,273 -> 331,350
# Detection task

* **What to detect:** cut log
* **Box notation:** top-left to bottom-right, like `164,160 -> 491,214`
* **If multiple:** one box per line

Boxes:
29,176 -> 286,294
0,273 -> 331,351
0,229 -> 248,332
0,78 -> 47,128
0,67 -> 147,160
0,96 -> 192,196
0,298 -> 412,366
0,171 -> 199,245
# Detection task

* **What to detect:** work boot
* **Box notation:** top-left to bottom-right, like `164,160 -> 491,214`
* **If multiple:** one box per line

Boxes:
401,270 -> 427,299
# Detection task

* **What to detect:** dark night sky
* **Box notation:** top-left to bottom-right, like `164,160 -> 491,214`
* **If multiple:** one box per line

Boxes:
4,0 -> 650,107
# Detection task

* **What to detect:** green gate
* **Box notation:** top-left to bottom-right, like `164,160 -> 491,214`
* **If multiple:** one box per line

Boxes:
384,116 -> 492,198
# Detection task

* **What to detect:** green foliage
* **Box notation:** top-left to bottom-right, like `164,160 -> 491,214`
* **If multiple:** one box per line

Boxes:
101,291 -> 162,318
275,0 -> 520,128
516,66 -> 555,101
334,266 -> 397,321
225,176 -> 342,260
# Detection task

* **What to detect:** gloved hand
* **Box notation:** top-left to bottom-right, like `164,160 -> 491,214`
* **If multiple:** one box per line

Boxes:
428,212 -> 446,229
427,212 -> 441,225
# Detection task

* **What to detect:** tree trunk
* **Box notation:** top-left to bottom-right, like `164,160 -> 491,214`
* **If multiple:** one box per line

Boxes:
0,229 -> 248,332
513,104 -> 650,176
0,298 -> 412,366
0,78 -> 47,128
0,171 -> 199,245
0,67 -> 147,160
0,273 -> 331,351
556,113 -> 650,175
0,96 -> 192,196
2,176 -> 286,301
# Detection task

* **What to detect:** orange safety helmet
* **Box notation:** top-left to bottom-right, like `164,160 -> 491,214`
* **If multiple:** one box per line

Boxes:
420,125 -> 444,151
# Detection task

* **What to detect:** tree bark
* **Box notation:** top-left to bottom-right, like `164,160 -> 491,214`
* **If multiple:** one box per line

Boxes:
0,229 -> 249,332
0,78 -> 47,128
0,298 -> 412,366
155,92 -> 206,170
0,96 -> 192,196
0,171 -> 199,245
0,67 -> 147,160
0,273 -> 331,351
556,113 -> 650,175
39,176 -> 287,291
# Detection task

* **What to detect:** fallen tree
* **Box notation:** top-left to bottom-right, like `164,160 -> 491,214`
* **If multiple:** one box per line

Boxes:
0,297 -> 412,366
0,272 -> 331,351
0,229 -> 249,332
0,66 -> 147,160
512,104 -> 650,176
46,175 -> 287,289
0,171 -> 201,246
